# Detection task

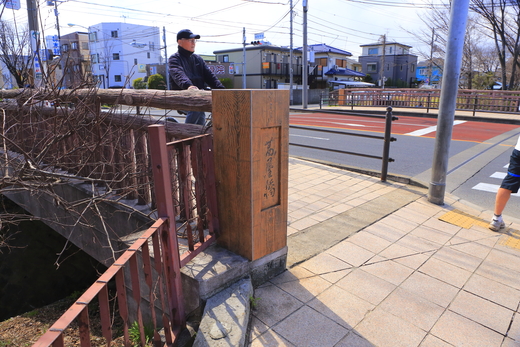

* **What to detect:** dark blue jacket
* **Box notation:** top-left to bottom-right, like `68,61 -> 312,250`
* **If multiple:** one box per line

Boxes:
168,46 -> 225,90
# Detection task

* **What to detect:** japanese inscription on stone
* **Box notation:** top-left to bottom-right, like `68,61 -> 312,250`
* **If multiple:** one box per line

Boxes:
261,128 -> 280,210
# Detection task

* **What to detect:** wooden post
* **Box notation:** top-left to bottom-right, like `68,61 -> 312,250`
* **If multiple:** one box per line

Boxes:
212,90 -> 289,261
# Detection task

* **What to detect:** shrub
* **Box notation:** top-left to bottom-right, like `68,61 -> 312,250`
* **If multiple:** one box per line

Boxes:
132,78 -> 146,90
148,74 -> 166,90
219,77 -> 233,89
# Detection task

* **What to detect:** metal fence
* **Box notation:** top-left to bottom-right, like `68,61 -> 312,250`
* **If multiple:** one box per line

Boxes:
290,107 -> 398,181
32,125 -> 219,346
321,88 -> 520,115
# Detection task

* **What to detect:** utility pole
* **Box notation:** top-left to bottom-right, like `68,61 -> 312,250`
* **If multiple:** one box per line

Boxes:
289,0 -> 294,105
302,0 -> 308,108
52,1 -> 61,39
428,0 -> 470,205
27,0 -> 42,87
163,26 -> 169,90
429,28 -> 435,86
242,27 -> 247,89
380,34 -> 386,89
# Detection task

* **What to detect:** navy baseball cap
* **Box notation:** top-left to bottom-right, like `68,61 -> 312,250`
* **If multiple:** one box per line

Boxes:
177,29 -> 201,41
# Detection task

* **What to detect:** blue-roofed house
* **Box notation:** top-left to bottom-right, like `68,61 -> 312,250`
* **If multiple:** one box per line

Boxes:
306,44 -> 365,88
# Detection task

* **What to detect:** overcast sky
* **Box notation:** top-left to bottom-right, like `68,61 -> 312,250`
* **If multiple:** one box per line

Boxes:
2,0 -> 437,58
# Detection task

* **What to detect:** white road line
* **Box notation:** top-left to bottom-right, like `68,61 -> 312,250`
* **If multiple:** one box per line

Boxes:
331,122 -> 367,127
472,182 -> 520,197
405,120 -> 467,136
290,134 -> 329,140
490,172 -> 507,179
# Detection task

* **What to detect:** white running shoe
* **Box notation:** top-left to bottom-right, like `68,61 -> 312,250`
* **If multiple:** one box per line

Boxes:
489,215 -> 505,231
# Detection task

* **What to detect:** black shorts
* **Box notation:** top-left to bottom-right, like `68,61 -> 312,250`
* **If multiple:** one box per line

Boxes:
501,149 -> 520,193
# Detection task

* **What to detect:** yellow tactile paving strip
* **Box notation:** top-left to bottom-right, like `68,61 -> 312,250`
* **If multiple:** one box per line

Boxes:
439,209 -> 488,229
439,209 -> 520,250
499,230 -> 520,249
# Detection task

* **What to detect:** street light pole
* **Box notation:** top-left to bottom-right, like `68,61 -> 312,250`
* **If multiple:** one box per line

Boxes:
428,0 -> 470,205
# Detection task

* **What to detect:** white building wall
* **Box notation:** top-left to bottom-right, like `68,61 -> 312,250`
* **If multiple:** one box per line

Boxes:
88,22 -> 161,88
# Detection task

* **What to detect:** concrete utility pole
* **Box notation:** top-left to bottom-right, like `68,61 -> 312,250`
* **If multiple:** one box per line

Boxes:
289,0 -> 294,105
27,0 -> 42,86
428,0 -> 470,205
302,0 -> 308,108
242,27 -> 247,89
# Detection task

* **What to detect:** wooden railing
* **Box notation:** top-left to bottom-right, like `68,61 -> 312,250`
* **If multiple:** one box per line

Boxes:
0,88 -> 212,207
324,88 -> 520,114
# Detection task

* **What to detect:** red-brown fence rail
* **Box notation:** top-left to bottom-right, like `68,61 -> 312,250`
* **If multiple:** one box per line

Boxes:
33,217 -> 182,347
0,89 -> 220,346
322,88 -> 520,115
33,125 -> 219,346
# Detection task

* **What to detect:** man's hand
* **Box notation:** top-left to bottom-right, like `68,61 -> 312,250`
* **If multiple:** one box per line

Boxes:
187,86 -> 199,90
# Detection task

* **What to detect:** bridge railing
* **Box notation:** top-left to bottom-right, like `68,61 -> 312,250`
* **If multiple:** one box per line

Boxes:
0,88 -> 211,208
33,124 -> 220,346
321,88 -> 520,115
33,217 -> 182,347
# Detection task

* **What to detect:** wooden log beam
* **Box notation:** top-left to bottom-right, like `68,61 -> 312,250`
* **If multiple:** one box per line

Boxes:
0,88 -> 213,112
0,103 -> 209,139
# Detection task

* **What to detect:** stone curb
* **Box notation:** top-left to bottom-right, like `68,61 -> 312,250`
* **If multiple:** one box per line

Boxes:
193,277 -> 254,347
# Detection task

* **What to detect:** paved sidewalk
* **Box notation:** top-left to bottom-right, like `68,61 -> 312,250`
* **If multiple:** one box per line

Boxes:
248,158 -> 520,347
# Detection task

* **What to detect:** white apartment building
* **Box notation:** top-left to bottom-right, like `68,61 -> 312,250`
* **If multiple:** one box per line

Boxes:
88,22 -> 162,88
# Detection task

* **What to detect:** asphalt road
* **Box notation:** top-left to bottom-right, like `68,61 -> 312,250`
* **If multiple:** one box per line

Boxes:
289,111 -> 520,216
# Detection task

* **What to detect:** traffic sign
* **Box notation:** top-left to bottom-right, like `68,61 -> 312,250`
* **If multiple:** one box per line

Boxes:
3,0 -> 21,10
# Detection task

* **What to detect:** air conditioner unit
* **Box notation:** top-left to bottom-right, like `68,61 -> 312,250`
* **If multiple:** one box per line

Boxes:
333,65 -> 338,70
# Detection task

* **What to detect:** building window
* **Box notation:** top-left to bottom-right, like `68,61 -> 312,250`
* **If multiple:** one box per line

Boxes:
113,53 -> 120,60
134,58 -> 138,65
389,47 -> 393,54
368,48 -> 378,55
111,31 -> 118,38
81,42 -> 89,50
223,55 -> 229,63
91,53 -> 99,64
114,75 -> 122,82
71,42 -> 78,50
335,59 -> 346,68
89,31 -> 98,42
411,63 -> 415,72
149,42 -> 155,51
367,63 -> 377,72
147,52 -> 150,59
61,44 -> 69,52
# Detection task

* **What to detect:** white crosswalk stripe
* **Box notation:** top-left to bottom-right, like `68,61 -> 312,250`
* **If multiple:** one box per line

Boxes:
472,168 -> 520,197
406,120 -> 467,136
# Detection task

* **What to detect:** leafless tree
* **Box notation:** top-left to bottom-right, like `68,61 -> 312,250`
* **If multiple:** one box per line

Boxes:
0,21 -> 32,88
471,0 -> 520,89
